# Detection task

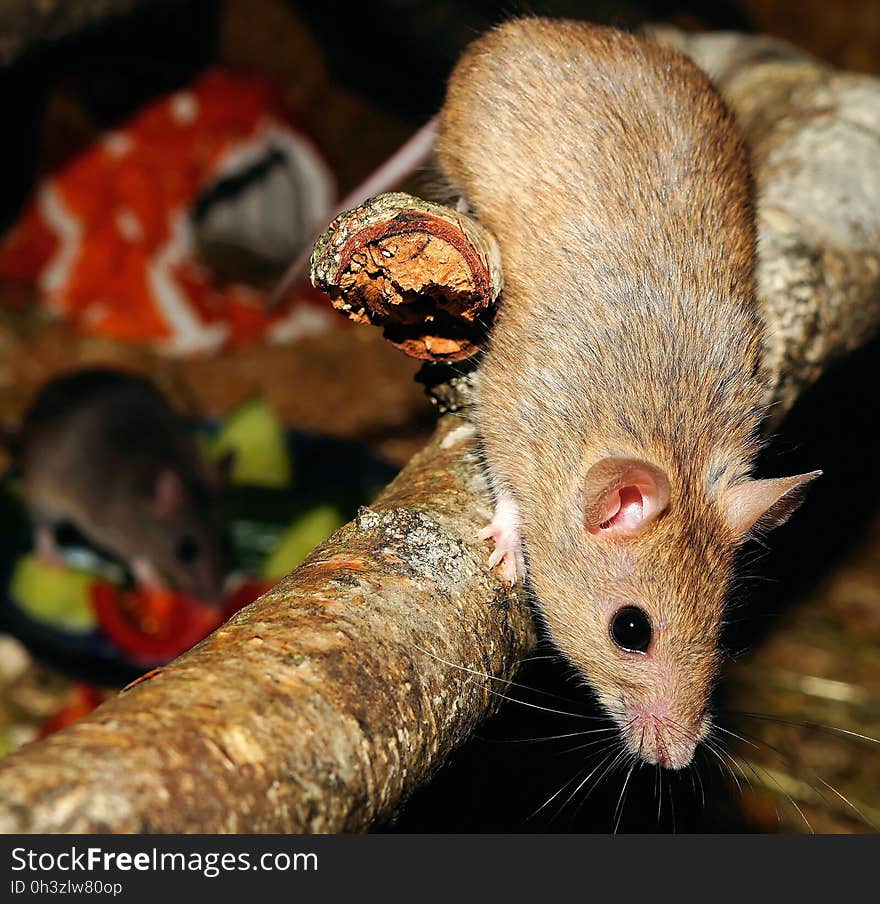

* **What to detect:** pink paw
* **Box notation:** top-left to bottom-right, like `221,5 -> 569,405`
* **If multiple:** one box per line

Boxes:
478,495 -> 525,585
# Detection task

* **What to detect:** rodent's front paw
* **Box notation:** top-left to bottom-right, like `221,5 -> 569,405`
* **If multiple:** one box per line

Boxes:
478,495 -> 525,585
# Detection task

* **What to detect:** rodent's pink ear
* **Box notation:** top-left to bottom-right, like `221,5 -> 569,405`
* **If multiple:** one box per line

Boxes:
153,469 -> 183,517
584,458 -> 670,538
721,470 -> 822,537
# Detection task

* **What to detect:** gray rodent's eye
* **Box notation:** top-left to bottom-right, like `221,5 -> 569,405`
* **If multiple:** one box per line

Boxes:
610,606 -> 652,654
175,535 -> 200,564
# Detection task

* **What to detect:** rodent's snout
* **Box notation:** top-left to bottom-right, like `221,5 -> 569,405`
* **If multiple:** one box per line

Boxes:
620,702 -> 709,770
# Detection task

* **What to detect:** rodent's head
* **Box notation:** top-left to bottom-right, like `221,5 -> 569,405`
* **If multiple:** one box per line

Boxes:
526,455 -> 820,770
135,462 -> 232,605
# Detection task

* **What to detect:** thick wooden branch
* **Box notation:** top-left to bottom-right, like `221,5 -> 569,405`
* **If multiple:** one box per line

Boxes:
1,28 -> 879,833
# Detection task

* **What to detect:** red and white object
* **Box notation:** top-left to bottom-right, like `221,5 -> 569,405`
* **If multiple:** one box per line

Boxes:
0,69 -> 338,354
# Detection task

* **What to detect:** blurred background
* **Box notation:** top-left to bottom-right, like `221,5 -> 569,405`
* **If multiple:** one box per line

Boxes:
0,0 -> 878,832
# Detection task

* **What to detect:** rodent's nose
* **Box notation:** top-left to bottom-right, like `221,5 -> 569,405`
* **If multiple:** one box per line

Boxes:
621,703 -> 702,770
639,724 -> 696,770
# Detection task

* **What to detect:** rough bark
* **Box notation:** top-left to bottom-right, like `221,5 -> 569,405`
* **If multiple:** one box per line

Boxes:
1,28 -> 880,833
312,192 -> 502,361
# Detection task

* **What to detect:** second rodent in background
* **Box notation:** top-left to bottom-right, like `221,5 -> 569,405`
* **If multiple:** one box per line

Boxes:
435,19 -> 820,769
14,368 -> 231,603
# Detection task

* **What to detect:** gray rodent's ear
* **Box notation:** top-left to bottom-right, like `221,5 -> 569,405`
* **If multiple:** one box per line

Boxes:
583,457 -> 670,538
153,468 -> 184,517
721,470 -> 822,537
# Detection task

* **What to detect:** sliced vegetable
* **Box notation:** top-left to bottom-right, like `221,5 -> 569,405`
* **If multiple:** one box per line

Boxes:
91,584 -> 221,664
261,504 -> 345,580
91,578 -> 269,665
9,554 -> 100,632
211,398 -> 292,488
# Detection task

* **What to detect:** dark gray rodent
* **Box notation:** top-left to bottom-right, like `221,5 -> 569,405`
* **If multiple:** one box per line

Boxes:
15,368 -> 231,603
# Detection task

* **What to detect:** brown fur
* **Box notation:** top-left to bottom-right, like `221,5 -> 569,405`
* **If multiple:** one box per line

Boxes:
436,19 -> 771,763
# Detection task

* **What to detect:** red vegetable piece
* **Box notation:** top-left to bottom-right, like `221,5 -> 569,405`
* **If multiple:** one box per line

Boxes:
91,583 -> 222,664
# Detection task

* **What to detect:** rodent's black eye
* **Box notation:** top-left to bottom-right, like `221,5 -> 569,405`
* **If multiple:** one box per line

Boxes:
610,606 -> 652,654
175,535 -> 200,564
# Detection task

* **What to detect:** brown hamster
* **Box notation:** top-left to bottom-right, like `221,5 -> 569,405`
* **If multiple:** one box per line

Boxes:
15,368 -> 231,603
435,19 -> 820,769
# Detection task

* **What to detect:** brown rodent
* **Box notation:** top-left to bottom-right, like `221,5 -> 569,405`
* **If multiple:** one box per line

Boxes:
434,19 -> 820,770
13,368 -> 231,604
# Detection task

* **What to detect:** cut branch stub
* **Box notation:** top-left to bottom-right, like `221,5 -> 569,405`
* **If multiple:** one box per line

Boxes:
310,192 -> 503,361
